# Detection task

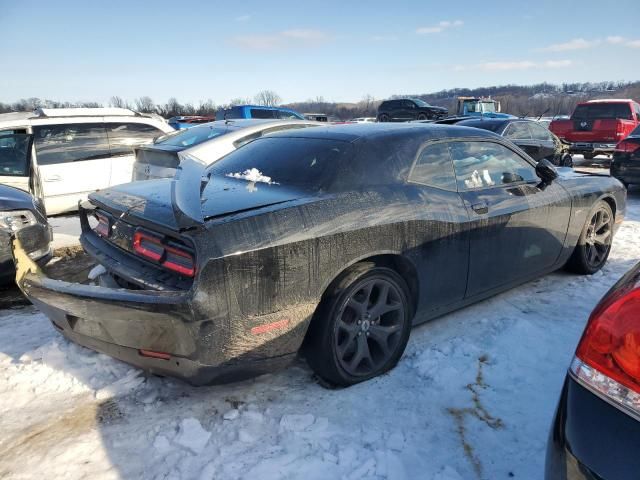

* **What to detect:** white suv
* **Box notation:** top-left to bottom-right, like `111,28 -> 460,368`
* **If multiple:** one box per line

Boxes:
0,107 -> 173,215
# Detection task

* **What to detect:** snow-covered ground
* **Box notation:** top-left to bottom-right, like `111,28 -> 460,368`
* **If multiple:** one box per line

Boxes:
1,188 -> 639,480
48,214 -> 81,250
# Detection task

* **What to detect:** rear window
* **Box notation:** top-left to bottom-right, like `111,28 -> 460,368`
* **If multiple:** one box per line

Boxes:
208,137 -> 351,191
156,124 -> 231,148
250,108 -> 276,119
572,103 -> 633,120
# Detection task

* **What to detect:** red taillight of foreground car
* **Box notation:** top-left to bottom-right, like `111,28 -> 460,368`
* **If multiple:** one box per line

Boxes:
572,287 -> 640,416
132,230 -> 195,277
615,140 -> 640,154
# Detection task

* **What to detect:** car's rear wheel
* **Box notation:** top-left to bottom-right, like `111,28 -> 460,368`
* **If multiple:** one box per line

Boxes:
378,114 -> 389,122
304,263 -> 412,387
566,201 -> 613,274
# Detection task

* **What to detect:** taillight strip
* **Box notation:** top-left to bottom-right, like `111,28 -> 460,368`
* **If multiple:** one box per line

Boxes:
571,357 -> 640,420
132,229 -> 195,277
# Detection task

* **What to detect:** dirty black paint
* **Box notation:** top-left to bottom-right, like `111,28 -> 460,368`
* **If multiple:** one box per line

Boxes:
15,124 -> 628,385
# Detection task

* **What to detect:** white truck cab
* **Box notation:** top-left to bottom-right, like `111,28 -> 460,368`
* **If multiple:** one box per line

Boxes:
0,108 -> 173,215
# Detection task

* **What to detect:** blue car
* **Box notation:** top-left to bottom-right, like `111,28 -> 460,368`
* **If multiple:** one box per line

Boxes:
216,105 -> 304,121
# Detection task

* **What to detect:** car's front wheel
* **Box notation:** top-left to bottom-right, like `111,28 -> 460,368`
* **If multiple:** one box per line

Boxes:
566,200 -> 613,274
417,113 -> 428,121
305,263 -> 412,387
561,153 -> 573,167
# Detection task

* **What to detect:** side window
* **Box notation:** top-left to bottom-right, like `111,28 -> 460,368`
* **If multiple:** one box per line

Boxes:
250,108 -> 276,119
0,133 -> 31,177
634,103 -> 640,119
409,142 -> 457,191
504,122 -> 532,140
529,123 -> 553,141
33,123 -> 110,165
403,100 -> 416,109
449,141 -> 538,190
106,122 -> 164,156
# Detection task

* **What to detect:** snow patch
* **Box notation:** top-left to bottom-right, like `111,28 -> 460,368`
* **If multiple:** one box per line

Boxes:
226,168 -> 273,184
174,418 -> 211,454
279,413 -> 315,432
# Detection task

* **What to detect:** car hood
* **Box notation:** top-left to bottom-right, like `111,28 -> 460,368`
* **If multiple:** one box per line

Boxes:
0,184 -> 34,211
90,158 -> 307,231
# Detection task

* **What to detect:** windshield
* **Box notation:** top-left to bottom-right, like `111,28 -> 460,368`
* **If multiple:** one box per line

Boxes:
0,132 -> 31,177
630,124 -> 640,137
572,103 -> 633,120
481,101 -> 497,113
207,137 -> 352,191
413,99 -> 430,107
156,124 -> 232,148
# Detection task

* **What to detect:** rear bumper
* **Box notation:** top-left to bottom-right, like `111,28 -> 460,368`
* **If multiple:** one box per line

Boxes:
568,142 -> 617,155
12,238 -> 296,385
545,375 -> 640,480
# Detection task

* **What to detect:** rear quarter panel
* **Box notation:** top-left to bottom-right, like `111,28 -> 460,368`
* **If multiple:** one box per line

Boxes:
185,185 -> 470,365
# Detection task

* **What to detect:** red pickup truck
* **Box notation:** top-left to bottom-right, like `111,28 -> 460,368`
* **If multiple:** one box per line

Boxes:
550,99 -> 640,159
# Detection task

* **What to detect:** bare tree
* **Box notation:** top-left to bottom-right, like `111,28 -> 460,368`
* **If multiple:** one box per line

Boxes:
135,96 -> 155,113
109,96 -> 128,109
254,90 -> 282,107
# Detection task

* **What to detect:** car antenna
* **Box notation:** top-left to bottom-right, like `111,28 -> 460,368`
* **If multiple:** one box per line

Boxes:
536,108 -> 550,122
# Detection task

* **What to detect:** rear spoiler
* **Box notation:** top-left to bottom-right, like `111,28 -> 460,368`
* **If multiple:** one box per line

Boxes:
170,153 -> 208,229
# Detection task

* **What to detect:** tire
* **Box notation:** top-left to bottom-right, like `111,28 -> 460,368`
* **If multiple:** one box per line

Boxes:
304,263 -> 412,387
566,200 -> 614,275
583,152 -> 595,160
378,114 -> 389,122
562,154 -> 573,167
417,113 -> 428,121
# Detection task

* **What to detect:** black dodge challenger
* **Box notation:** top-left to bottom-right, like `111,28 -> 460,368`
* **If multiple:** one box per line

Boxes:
13,123 -> 626,386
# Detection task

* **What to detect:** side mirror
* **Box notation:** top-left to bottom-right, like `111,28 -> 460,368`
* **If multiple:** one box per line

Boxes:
535,158 -> 558,186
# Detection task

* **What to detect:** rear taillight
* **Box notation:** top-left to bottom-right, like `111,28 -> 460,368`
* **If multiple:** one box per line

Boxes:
94,212 -> 110,237
615,140 -> 640,153
132,229 -> 195,277
572,287 -> 640,416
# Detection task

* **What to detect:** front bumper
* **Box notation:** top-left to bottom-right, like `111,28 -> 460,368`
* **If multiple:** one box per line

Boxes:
12,238 -> 296,385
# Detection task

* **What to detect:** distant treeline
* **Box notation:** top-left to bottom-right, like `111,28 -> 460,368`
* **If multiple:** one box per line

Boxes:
2,81 -> 639,120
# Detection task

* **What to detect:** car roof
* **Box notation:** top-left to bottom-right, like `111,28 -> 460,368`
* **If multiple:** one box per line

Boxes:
263,122 -> 500,142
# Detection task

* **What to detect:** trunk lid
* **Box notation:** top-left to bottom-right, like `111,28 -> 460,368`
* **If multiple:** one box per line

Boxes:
90,156 -> 306,231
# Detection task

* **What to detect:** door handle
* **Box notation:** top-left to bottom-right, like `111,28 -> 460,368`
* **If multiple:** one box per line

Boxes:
44,175 -> 62,182
471,202 -> 489,214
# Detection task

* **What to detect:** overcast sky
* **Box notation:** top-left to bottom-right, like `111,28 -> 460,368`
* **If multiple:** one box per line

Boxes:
2,0 -> 639,105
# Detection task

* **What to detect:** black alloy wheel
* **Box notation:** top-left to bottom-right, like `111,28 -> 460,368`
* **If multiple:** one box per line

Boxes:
304,263 -> 412,387
567,201 -> 614,274
334,277 -> 405,377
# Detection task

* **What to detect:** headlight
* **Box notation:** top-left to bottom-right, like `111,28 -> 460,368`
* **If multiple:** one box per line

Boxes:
0,210 -> 38,232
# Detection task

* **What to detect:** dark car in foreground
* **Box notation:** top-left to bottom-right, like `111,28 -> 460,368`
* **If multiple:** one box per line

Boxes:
455,118 -> 573,166
546,262 -> 640,480
377,98 -> 448,122
13,124 -> 625,386
610,124 -> 640,187
1,184 -> 51,285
